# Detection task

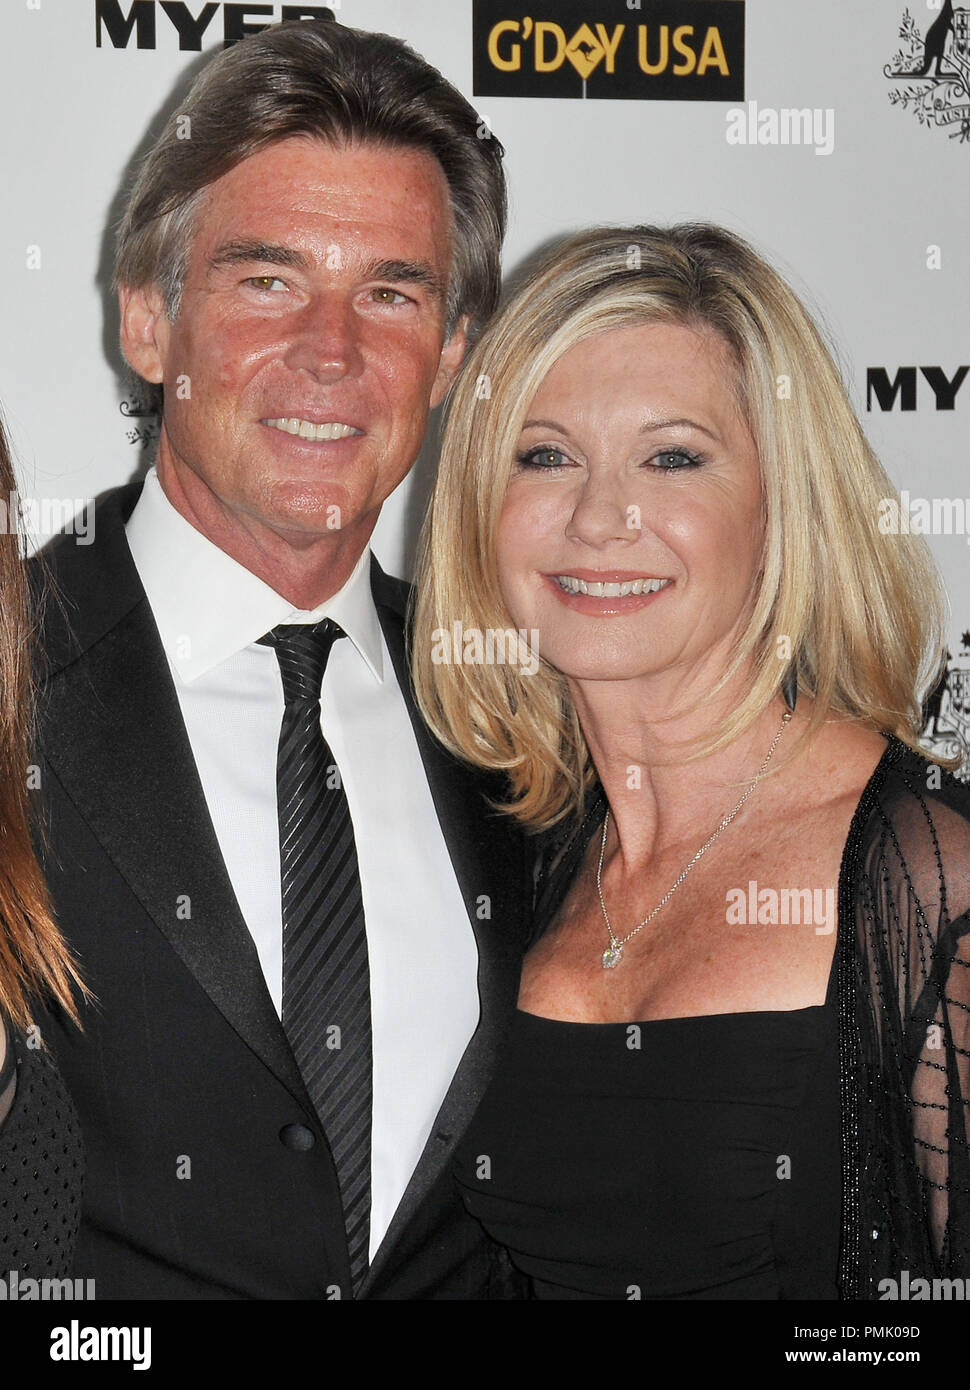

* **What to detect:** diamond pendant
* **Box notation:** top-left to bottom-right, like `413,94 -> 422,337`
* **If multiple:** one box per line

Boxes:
602,944 -> 623,970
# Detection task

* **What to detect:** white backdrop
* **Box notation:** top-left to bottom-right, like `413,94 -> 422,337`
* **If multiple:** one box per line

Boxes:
1,0 -> 968,760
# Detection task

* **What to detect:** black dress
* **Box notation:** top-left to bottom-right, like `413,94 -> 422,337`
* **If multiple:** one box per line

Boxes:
0,1016 -> 83,1281
456,737 -> 970,1298
455,984 -> 840,1299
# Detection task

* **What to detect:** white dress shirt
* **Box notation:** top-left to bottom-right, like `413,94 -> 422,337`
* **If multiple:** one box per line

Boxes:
126,467 -> 480,1261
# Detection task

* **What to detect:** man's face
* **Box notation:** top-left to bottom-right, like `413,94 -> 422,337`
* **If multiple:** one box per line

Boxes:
121,136 -> 466,569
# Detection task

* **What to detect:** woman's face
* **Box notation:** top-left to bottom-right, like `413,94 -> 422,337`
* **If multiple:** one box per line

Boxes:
495,321 -> 765,689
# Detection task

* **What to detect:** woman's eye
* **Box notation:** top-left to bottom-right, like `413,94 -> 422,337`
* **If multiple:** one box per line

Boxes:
652,448 -> 702,471
516,447 -> 569,470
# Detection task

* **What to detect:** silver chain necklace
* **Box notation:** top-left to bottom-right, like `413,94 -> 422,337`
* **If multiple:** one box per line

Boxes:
596,710 -> 792,970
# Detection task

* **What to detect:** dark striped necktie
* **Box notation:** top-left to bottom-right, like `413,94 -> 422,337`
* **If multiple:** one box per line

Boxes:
260,619 -> 372,1293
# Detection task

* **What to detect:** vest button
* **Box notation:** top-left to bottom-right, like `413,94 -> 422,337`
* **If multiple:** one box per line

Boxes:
279,1123 -> 315,1151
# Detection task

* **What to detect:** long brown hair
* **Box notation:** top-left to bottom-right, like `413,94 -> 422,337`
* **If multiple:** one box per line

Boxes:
0,413 -> 83,1029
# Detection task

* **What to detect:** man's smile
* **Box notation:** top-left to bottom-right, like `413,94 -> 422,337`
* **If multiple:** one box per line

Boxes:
261,418 -> 364,441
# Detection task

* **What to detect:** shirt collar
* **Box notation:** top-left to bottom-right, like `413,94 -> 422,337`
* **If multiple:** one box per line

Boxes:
125,468 -> 384,684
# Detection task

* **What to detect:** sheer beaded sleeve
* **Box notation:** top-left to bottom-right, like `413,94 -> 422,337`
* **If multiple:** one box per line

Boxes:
843,740 -> 970,1294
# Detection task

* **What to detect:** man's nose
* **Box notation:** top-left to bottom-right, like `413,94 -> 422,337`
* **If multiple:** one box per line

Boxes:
283,294 -> 364,381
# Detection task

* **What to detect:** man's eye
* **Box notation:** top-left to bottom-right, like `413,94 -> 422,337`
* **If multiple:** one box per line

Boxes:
370,287 -> 410,305
246,276 -> 286,292
515,447 -> 569,470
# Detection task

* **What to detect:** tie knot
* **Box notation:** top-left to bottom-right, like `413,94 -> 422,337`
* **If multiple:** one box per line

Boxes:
259,620 -> 345,704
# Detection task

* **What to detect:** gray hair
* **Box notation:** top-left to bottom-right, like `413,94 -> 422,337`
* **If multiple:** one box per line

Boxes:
114,19 -> 506,338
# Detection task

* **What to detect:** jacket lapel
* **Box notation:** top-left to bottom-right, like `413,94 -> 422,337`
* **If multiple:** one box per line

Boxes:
361,559 -> 529,1290
34,484 -> 311,1111
37,502 -> 528,1290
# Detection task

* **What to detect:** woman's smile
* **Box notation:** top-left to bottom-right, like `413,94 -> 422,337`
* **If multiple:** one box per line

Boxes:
497,320 -> 764,686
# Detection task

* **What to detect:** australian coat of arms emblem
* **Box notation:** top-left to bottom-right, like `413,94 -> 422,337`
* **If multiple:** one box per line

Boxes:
885,4 -> 970,140
922,640 -> 970,778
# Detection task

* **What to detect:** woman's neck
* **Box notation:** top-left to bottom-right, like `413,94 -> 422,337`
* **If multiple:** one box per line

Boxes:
569,662 -> 799,875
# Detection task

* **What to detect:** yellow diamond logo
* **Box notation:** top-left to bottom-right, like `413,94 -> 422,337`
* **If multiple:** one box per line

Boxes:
565,24 -> 605,81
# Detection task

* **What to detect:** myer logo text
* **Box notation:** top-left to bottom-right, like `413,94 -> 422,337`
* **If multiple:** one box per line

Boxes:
95,2 -> 337,50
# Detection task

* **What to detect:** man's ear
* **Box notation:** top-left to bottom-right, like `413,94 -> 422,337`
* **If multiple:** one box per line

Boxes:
118,283 -> 170,384
430,314 -> 470,408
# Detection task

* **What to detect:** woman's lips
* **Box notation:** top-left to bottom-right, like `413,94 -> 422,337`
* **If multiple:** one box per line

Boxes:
543,571 -> 674,615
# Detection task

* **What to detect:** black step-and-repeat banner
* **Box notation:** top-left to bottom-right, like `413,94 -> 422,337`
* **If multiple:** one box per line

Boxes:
1,0 -> 967,766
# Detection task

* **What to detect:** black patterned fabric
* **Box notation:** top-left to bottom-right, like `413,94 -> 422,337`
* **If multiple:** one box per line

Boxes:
0,1018 -> 83,1279
260,620 -> 372,1292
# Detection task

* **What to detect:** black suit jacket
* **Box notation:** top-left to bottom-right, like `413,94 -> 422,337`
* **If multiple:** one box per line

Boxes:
30,482 -> 531,1299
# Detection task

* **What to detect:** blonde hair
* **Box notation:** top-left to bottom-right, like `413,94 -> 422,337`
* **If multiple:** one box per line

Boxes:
412,224 -> 947,830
